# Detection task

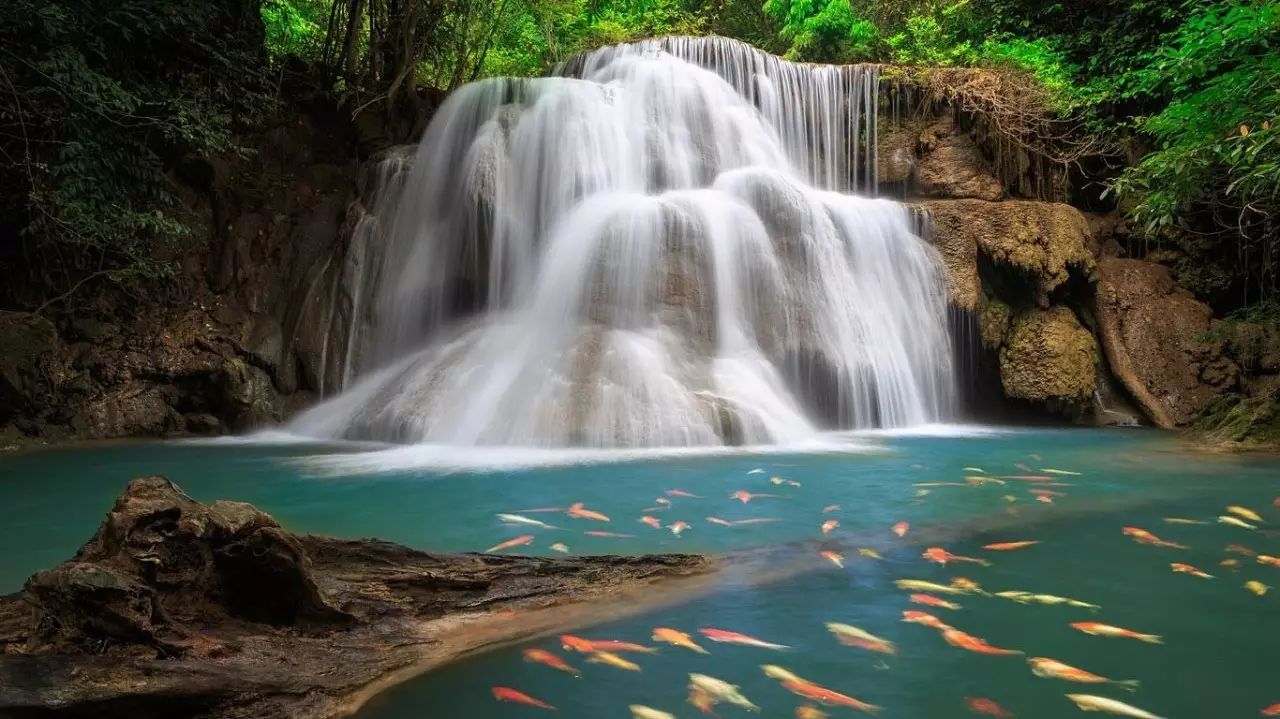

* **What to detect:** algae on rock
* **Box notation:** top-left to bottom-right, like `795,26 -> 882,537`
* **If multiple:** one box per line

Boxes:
999,306 -> 1099,415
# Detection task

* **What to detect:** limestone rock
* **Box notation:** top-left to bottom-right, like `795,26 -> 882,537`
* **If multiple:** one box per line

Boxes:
914,117 -> 1004,201
978,295 -> 1012,350
999,306 -> 1099,414
876,123 -> 917,185
923,199 -> 1095,308
0,314 -> 62,424
1094,258 -> 1239,427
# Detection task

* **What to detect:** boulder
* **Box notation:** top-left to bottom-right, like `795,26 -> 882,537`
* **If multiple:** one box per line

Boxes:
922,199 -> 1095,308
913,117 -> 1004,201
1094,257 -> 1239,427
999,306 -> 1099,415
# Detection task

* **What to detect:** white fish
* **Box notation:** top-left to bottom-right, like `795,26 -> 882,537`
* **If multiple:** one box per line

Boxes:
630,706 -> 677,719
496,513 -> 558,529
747,468 -> 765,474
688,673 -> 759,712
1065,694 -> 1165,718
1042,468 -> 1082,476
1218,515 -> 1257,530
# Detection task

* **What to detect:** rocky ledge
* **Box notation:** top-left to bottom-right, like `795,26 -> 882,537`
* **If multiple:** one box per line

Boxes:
0,478 -> 714,718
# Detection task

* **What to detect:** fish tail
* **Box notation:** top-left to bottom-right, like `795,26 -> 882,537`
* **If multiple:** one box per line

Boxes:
1137,633 -> 1163,644
1114,679 -> 1141,692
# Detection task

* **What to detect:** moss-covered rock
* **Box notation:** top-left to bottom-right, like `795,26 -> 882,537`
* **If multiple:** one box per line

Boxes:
999,306 -> 1098,414
978,294 -> 1012,350
1193,386 -> 1280,450
922,199 -> 1095,308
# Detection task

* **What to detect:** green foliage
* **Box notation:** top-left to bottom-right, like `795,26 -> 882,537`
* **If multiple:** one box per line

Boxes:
262,0 -> 328,60
764,0 -> 880,62
0,0 -> 271,307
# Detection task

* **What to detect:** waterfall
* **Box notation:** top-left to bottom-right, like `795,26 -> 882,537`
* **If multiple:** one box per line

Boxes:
291,36 -> 957,448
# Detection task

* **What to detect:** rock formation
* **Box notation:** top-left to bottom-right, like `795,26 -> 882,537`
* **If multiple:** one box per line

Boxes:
0,477 -> 713,717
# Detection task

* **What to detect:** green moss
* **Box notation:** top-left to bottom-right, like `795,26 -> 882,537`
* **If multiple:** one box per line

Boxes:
1194,390 -> 1280,449
999,306 -> 1098,409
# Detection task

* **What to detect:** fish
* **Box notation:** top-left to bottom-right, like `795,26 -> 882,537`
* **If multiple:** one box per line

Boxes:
491,686 -> 556,710
895,579 -> 967,595
1041,468 -> 1081,476
821,519 -> 839,535
1121,527 -> 1187,549
1035,495 -> 1054,504
1170,562 -> 1213,579
762,664 -> 807,682
1069,622 -> 1162,644
653,627 -> 708,654
497,514 -> 559,529
822,504 -> 841,513
994,591 -> 1099,611
910,593 -> 961,610
770,476 -> 801,487
923,547 -> 991,566
967,476 -> 1007,486
1221,558 -> 1241,568
825,622 -> 897,654
486,535 -> 535,553
733,518 -> 783,525
699,627 -> 790,650
1162,517 -> 1208,525
706,516 -> 734,527
640,515 -> 662,528
1003,495 -> 1018,503
1246,580 -> 1270,596
567,502 -> 611,522
549,542 -> 569,553
1227,505 -> 1264,523
688,673 -> 759,712
821,550 -> 845,568
1258,555 -> 1280,567
914,490 -> 931,499
513,506 -> 567,513
796,705 -> 831,719
983,541 -> 1039,551
731,490 -> 782,503
1028,657 -> 1138,690
1016,463 -> 1033,472
966,697 -> 1015,718
587,650 -> 641,671
669,521 -> 691,536
655,497 -> 672,507
630,706 -> 676,719
667,489 -> 702,498
999,475 -> 1055,482
942,628 -> 1023,655
1064,694 -> 1165,719
643,498 -> 673,512
914,482 -> 969,487
858,548 -> 884,560
559,635 -> 656,654
687,687 -> 718,714
950,577 -> 985,593
1219,515 -> 1257,530
892,521 -> 909,537
584,530 -> 634,538
747,468 -> 765,475
902,610 -> 954,631
1262,703 -> 1280,717
780,678 -> 881,714
963,467 -> 986,473
1227,543 -> 1257,556
522,648 -> 580,676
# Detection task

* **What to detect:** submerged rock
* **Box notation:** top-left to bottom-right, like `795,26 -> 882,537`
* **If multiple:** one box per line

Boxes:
999,306 -> 1099,416
0,478 -> 713,718
1095,258 -> 1239,427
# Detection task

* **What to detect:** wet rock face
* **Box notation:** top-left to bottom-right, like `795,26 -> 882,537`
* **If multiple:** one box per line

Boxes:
0,314 -> 62,427
1095,258 -> 1239,427
999,306 -> 1099,415
913,118 -> 1005,201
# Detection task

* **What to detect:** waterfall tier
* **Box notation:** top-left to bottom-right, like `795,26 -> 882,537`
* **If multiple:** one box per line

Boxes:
291,37 -> 956,447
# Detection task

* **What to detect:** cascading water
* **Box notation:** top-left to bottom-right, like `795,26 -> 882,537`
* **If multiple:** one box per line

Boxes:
291,36 -> 957,448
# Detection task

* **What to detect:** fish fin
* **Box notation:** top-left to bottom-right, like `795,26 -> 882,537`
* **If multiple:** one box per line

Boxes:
1138,634 -> 1163,644
1115,679 -> 1141,692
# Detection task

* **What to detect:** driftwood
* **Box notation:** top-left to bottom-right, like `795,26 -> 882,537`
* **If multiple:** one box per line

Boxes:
0,477 -> 714,718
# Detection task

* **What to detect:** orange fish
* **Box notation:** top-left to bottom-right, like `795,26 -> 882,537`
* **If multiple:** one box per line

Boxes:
486,535 -> 535,553
492,686 -> 556,710
1069,622 -> 1162,644
892,521 -> 909,537
688,688 -> 717,714
1263,702 -> 1280,716
652,627 -> 709,654
821,520 -> 839,535
1035,495 -> 1054,504
923,547 -> 991,567
667,489 -> 702,498
1122,527 -> 1188,549
1027,657 -> 1138,689
584,530 -> 634,538
942,628 -> 1022,656
911,593 -> 961,610
902,610 -> 953,631
706,516 -> 734,527
699,627 -> 790,650
983,541 -> 1039,551
820,550 -> 845,568
734,518 -> 782,525
1227,544 -> 1257,556
559,635 -> 656,654
1259,555 -> 1280,568
950,577 -> 983,593
522,648 -> 580,676
966,697 -> 1014,718
567,502 -> 610,522
1171,562 -> 1214,579
669,521 -> 691,536
780,679 -> 880,714
640,516 -> 662,528
731,490 -> 782,503
822,504 -> 841,514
